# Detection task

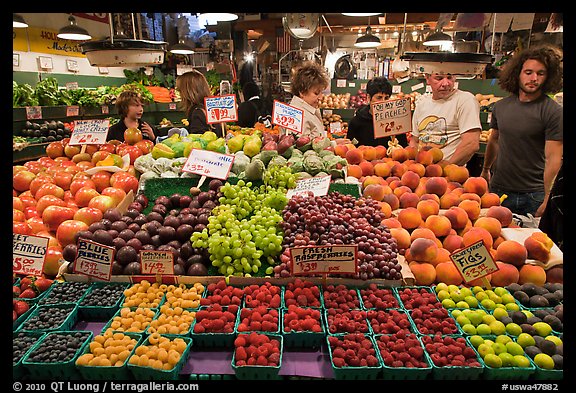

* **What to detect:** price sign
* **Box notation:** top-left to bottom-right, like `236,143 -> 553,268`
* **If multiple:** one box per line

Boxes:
66,105 -> 80,117
411,82 -> 425,91
182,149 -> 235,180
140,250 -> 174,275
69,119 -> 110,145
372,97 -> 412,139
169,103 -> 177,110
286,175 -> 331,199
392,85 -> 402,94
101,105 -> 109,114
204,95 -> 238,124
290,245 -> 358,276
66,81 -> 79,90
272,100 -> 304,134
13,234 -> 49,277
450,240 -> 499,284
329,122 -> 342,134
25,106 -> 43,120
73,239 -> 115,281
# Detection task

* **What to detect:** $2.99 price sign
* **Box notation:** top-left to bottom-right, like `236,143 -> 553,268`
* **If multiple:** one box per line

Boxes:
13,234 -> 50,277
69,119 -> 110,146
73,239 -> 115,281
272,100 -> 304,134
204,95 -> 238,124
140,250 -> 174,275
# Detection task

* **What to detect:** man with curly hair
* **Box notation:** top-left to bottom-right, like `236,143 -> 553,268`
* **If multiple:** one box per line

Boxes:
481,45 -> 563,217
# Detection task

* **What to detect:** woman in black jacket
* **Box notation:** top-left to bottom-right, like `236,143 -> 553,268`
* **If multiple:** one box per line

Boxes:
237,81 -> 265,128
175,70 -> 220,137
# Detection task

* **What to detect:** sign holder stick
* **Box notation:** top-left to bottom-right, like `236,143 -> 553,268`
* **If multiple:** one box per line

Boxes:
80,145 -> 87,154
481,277 -> 492,290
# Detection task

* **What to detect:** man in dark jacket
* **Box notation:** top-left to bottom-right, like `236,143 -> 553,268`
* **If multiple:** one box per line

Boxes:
346,77 -> 408,147
237,81 -> 266,128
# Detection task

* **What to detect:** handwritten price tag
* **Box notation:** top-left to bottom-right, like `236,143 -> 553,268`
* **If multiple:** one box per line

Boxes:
182,149 -> 235,180
272,100 -> 304,134
449,240 -> 499,284
372,97 -> 412,139
66,105 -> 80,117
286,175 -> 331,199
69,119 -> 110,146
25,106 -> 43,120
140,250 -> 174,275
289,245 -> 358,276
73,239 -> 115,281
205,95 -> 238,124
13,234 -> 49,277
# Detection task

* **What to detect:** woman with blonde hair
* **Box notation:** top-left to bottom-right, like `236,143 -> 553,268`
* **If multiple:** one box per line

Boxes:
176,69 -> 218,136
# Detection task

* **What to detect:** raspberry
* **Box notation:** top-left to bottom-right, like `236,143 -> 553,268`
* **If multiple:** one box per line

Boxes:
296,294 -> 308,306
256,355 -> 268,366
332,357 -> 346,368
235,347 -> 247,361
234,336 -> 247,347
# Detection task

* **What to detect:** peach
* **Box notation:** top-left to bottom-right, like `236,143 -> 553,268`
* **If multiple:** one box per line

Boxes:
386,176 -> 400,185
363,184 -> 386,202
415,149 -> 433,166
382,217 -> 402,229
413,180 -> 428,198
480,192 -> 501,208
458,199 -> 481,221
397,207 -> 422,230
443,234 -> 464,253
420,193 -> 440,204
409,238 -> 439,263
407,162 -> 426,178
347,164 -> 362,179
451,187 -> 465,197
435,261 -> 463,285
404,146 -> 418,160
439,192 -> 461,209
345,148 -> 364,165
491,262 -> 519,287
545,266 -> 563,284
424,214 -> 452,238
409,261 -> 437,286
463,176 -> 488,196
390,227 -> 411,250
361,146 -> 377,161
390,162 -> 407,177
382,193 -> 400,211
428,147 -> 444,163
424,176 -> 448,197
362,175 -> 387,188
390,147 -> 408,162
401,170 -> 421,190
486,205 -> 513,227
374,145 -> 387,159
393,185 -> 412,199
433,248 -> 453,266
518,264 -> 547,286
417,199 -> 440,220
524,231 -> 554,263
410,227 -> 437,243
495,240 -> 528,267
379,201 -> 393,218
388,179 -> 402,190
359,160 -> 375,176
374,162 -> 391,178
424,163 -> 444,177
443,164 -> 470,183
473,216 -> 502,239
462,227 -> 493,249
447,181 -> 462,193
493,236 -> 505,249
443,206 -> 469,230
334,144 -> 349,158
399,192 -> 420,209
460,192 -> 482,204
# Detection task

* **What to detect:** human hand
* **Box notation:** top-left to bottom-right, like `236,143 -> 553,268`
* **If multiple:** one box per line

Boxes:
140,122 -> 155,139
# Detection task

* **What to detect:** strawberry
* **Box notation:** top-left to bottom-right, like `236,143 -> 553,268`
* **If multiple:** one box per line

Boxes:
32,278 -> 53,293
19,276 -> 35,291
13,310 -> 18,322
13,286 -> 21,298
19,288 -> 37,299
13,300 -> 30,316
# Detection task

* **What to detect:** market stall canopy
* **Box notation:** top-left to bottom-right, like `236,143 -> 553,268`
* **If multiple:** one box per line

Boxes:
400,51 -> 493,77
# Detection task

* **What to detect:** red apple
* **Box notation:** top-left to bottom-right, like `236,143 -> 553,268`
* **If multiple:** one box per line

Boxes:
102,187 -> 127,206
24,206 -> 39,220
135,140 -> 154,154
38,156 -> 57,168
74,186 -> 101,208
112,173 -> 139,194
13,197 -> 24,212
98,143 -> 116,154
36,195 -> 67,216
43,246 -> 64,277
35,183 -> 65,200
36,231 -> 61,248
56,219 -> 89,247
70,178 -> 96,196
74,207 -> 104,226
42,205 -> 77,231
26,216 -> 48,234
52,171 -> 74,191
91,171 -> 112,192
13,221 -> 32,235
13,209 -> 26,222
88,195 -> 117,213
13,170 -> 37,192
23,161 -> 43,174
29,176 -> 55,197
46,141 -> 65,159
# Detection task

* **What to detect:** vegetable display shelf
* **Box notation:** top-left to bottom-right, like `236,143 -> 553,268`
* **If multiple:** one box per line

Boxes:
13,143 -> 49,164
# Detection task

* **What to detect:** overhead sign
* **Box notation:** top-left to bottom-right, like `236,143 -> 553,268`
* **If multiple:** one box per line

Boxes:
372,97 -> 412,139
450,240 -> 499,284
204,95 -> 238,124
289,245 -> 358,276
69,119 -> 110,145
272,100 -> 304,134
13,234 -> 49,277
25,27 -> 86,58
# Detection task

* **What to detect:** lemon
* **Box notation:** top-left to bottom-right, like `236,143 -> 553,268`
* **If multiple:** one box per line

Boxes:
517,333 -> 536,348
534,353 -> 555,370
545,336 -> 562,346
513,355 -> 531,368
489,320 -> 506,335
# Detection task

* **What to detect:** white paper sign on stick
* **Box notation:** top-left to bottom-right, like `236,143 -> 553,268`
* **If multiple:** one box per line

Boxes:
289,245 -> 358,276
182,149 -> 235,180
140,250 -> 174,275
73,239 -> 115,281
372,97 -> 412,139
204,95 -> 238,124
286,175 -> 331,199
69,119 -> 110,145
13,234 -> 49,277
272,100 -> 304,134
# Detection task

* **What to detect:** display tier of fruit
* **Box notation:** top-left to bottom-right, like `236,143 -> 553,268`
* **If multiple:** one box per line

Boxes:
389,91 -> 421,111
15,120 -> 72,144
318,93 -> 350,109
322,112 -> 348,137
349,90 -> 369,109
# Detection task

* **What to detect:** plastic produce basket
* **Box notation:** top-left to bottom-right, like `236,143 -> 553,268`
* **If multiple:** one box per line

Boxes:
365,308 -> 418,335
101,307 -> 160,335
408,308 -> 460,336
147,308 -> 197,338
78,282 -> 131,321
358,285 -> 401,310
21,330 -> 93,380
281,282 -> 324,309
13,299 -> 36,332
38,281 -> 91,306
13,280 -> 52,304
242,284 -> 283,309
231,333 -> 283,380
13,331 -> 46,380
394,286 -> 436,310
533,364 -> 563,380
373,334 -> 433,380
281,307 -> 326,349
16,303 -> 79,334
424,334 -> 485,380
326,334 -> 382,380
76,332 -> 144,380
127,335 -> 193,380
324,309 -> 370,335
235,307 -> 282,335
189,306 -> 238,348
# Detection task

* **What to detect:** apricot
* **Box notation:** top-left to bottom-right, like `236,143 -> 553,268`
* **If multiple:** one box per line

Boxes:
443,164 -> 469,183
347,165 -> 362,179
424,214 -> 452,238
443,234 -> 464,253
408,261 -> 437,286
345,148 -> 364,165
524,231 -> 554,263
397,207 -> 422,230
458,199 -> 481,221
409,238 -> 438,263
424,176 -> 448,196
390,227 -> 411,250
473,216 -> 502,239
435,261 -> 463,285
401,170 -> 421,190
399,192 -> 420,209
417,199 -> 440,221
440,192 -> 461,209
424,163 -> 443,177
480,192 -> 501,208
495,240 -> 527,267
443,206 -> 469,230
462,176 -> 488,196
518,264 -> 547,286
486,205 -> 513,227
462,227 -> 493,249
490,262 -> 520,287
374,162 -> 391,178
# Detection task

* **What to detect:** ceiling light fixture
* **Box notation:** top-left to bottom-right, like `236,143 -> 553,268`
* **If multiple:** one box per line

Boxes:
169,39 -> 194,55
355,26 -> 381,48
341,13 -> 382,17
198,13 -> 238,23
57,15 -> 92,41
13,13 -> 28,28
423,30 -> 453,47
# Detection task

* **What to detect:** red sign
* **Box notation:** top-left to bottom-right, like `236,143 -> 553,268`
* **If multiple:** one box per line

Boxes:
71,13 -> 109,24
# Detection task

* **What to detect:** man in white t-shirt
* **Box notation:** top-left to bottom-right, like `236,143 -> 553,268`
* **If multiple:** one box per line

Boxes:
410,73 -> 481,165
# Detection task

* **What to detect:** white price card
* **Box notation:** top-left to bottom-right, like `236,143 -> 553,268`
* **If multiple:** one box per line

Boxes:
73,239 -> 115,281
286,175 -> 331,199
450,240 -> 499,284
392,85 -> 402,94
204,95 -> 238,124
66,106 -> 80,117
25,106 -> 42,120
329,122 -> 342,134
140,250 -> 174,275
69,119 -> 110,145
272,100 -> 304,134
182,149 -> 235,180
13,234 -> 49,277
289,245 -> 358,276
372,97 -> 412,139
412,82 -> 425,91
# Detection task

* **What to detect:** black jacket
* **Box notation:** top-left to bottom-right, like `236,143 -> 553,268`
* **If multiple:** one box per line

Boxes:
346,105 -> 408,147
107,119 -> 156,142
237,98 -> 264,128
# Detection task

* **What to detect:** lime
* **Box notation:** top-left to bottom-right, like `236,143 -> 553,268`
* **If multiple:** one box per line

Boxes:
505,322 -> 523,337
513,355 -> 531,368
505,302 -> 520,311
477,343 -> 495,358
533,322 -> 552,337
476,323 -> 492,335
505,342 -> 525,356
499,352 -> 515,367
489,321 -> 507,335
495,335 -> 513,345
517,333 -> 536,348
435,283 -> 449,293
469,335 -> 485,348
456,315 -> 471,326
534,353 -> 555,370
481,299 -> 496,310
442,298 -> 457,309
437,289 -> 451,301
461,324 -> 477,335
545,336 -> 563,346
492,307 -> 508,321
464,295 -> 479,308
492,342 -> 507,355
456,301 -> 470,309
482,314 -> 497,325
484,353 -> 502,368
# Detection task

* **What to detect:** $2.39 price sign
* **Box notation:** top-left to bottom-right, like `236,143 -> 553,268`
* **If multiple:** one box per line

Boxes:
69,119 -> 110,146
13,234 -> 50,277
140,250 -> 174,275
272,100 -> 304,134
204,95 -> 238,124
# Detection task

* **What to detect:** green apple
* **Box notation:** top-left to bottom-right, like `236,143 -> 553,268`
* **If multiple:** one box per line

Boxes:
484,353 -> 502,368
517,333 -> 536,348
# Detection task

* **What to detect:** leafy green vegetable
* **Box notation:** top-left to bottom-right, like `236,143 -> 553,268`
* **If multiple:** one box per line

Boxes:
35,77 -> 61,106
13,81 -> 39,107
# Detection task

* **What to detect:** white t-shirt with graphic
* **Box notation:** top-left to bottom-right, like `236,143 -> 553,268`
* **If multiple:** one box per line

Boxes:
411,90 -> 481,160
